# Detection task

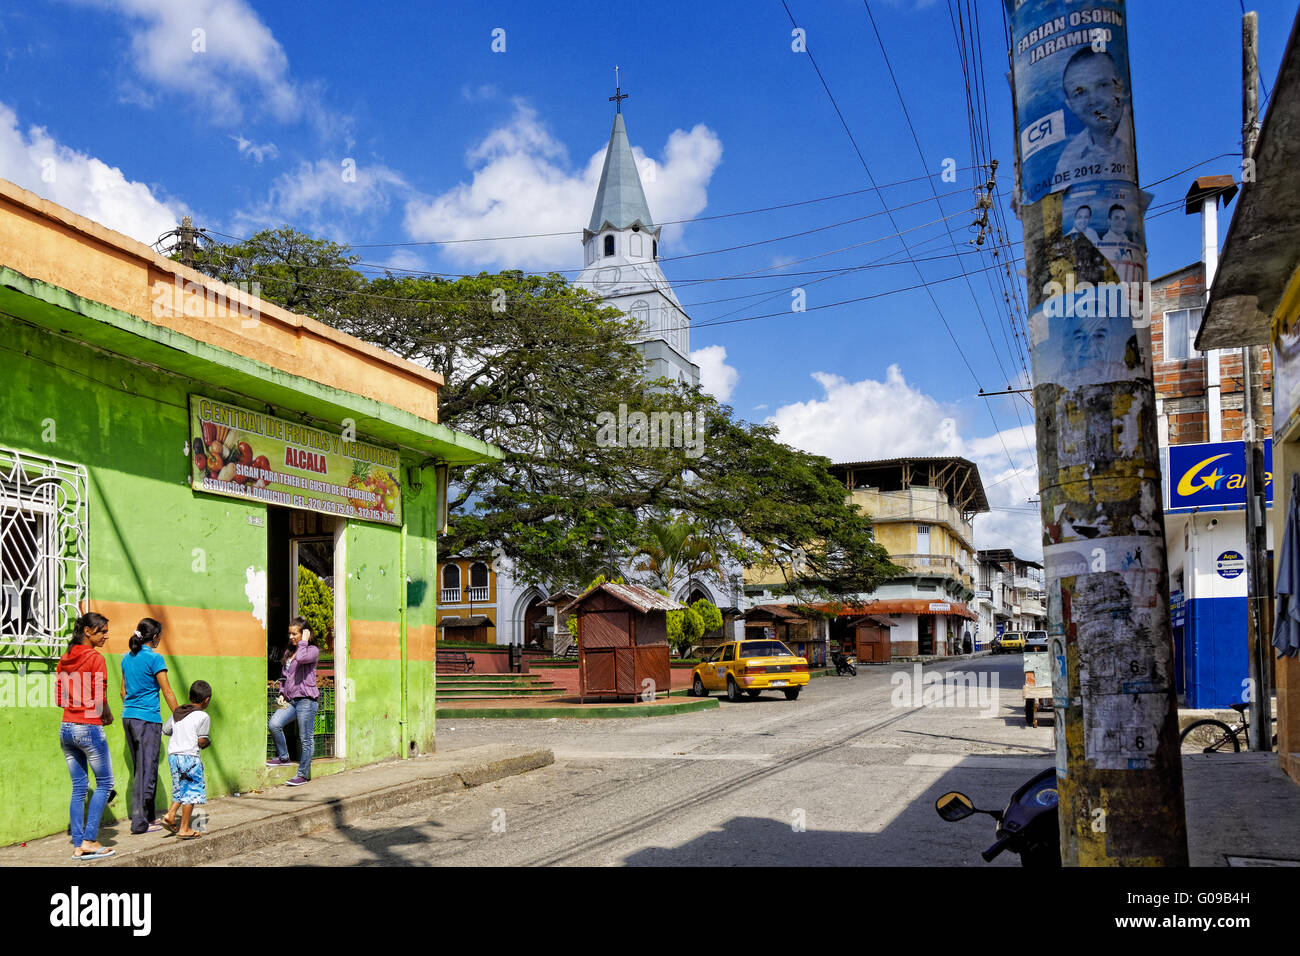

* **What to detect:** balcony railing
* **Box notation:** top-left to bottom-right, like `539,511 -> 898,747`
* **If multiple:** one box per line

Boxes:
891,553 -> 973,584
466,586 -> 490,602
440,587 -> 461,603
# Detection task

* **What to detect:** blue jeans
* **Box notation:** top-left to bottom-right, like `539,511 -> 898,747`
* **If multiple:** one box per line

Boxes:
60,722 -> 115,846
268,697 -> 318,778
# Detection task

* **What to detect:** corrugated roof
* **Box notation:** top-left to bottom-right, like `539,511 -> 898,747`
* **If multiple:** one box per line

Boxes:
742,603 -> 811,622
566,581 -> 685,614
842,614 -> 898,628
829,456 -> 990,515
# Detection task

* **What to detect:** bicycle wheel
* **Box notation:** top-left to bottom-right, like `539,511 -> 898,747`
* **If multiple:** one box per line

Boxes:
1179,719 -> 1240,755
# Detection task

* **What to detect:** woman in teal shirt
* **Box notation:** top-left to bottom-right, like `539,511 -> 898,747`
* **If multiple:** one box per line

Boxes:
119,618 -> 179,834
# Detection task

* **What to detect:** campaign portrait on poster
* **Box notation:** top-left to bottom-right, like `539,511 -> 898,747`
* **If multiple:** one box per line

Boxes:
1007,0 -> 1138,205
1029,291 -> 1147,390
1063,180 -> 1150,285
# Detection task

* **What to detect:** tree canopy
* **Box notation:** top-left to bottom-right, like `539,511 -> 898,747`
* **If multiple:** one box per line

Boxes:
191,227 -> 900,601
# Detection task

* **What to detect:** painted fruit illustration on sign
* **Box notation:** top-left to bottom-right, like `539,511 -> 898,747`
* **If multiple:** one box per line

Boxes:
197,420 -> 265,486
347,461 -> 400,513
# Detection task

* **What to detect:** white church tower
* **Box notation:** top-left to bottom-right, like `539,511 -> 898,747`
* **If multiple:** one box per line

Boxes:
575,83 -> 700,387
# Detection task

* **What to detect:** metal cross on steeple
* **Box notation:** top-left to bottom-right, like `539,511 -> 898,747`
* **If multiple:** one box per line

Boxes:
609,66 -> 628,114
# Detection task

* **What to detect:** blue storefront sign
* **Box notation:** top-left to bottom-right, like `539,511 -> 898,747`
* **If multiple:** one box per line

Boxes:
1166,439 -> 1272,512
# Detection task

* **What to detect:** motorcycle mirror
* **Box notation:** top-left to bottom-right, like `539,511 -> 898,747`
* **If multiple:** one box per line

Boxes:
934,791 -> 977,822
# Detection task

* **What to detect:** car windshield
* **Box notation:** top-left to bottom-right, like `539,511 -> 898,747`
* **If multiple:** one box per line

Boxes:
741,641 -> 794,658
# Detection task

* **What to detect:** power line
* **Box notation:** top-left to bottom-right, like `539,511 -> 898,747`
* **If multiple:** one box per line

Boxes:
841,0 -> 1034,500
205,166 -> 984,253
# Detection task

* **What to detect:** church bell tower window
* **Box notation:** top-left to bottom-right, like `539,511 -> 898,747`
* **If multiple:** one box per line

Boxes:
604,234 -> 615,257
652,240 -> 658,258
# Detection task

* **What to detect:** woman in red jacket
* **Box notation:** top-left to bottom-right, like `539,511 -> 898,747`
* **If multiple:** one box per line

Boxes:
56,612 -> 117,860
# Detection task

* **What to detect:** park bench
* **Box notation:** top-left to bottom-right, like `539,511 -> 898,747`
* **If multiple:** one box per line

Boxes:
436,650 -> 474,674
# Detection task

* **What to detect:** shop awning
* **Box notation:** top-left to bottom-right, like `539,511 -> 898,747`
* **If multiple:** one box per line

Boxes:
440,615 -> 494,629
810,600 -> 977,621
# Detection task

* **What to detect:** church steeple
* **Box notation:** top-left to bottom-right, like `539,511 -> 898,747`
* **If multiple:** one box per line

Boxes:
586,112 -> 658,239
575,78 -> 700,388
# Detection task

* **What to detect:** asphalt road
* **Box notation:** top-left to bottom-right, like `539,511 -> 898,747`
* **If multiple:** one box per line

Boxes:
216,654 -> 1054,866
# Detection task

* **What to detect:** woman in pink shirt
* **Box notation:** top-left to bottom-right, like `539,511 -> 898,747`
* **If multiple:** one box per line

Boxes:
266,617 -> 320,786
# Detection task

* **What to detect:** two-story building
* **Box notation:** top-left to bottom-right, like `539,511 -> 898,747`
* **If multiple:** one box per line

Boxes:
434,555 -> 554,649
743,456 -> 988,658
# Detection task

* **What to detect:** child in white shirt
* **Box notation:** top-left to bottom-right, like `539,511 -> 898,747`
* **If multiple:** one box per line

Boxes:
161,680 -> 211,839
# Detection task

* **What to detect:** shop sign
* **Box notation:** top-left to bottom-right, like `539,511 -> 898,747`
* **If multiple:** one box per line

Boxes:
928,602 -> 951,612
1167,439 -> 1272,511
189,395 -> 402,525
1169,589 -> 1185,627
1215,551 -> 1246,580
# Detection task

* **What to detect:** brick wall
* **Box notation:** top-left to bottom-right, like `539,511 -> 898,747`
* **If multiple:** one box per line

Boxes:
1152,262 -> 1272,443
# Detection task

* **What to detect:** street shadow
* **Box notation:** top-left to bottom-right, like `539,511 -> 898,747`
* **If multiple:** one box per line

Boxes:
272,800 -> 448,867
621,756 -> 1056,867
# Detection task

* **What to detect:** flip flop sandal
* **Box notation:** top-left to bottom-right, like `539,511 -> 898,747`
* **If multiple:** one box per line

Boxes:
161,818 -> 180,834
144,822 -> 165,833
179,832 -> 203,840
73,848 -> 116,860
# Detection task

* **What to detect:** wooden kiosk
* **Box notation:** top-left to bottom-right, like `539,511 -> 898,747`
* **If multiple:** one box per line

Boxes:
566,582 -> 683,702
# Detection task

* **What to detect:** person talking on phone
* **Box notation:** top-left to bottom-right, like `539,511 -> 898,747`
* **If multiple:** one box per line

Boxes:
266,617 -> 320,786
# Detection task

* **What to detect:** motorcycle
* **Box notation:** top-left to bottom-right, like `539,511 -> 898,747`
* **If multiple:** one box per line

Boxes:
831,651 -> 857,676
933,768 -> 1061,867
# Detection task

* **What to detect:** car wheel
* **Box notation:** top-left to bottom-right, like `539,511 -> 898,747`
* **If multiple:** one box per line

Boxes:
726,677 -> 742,702
692,675 -> 706,698
746,689 -> 760,698
783,688 -> 801,700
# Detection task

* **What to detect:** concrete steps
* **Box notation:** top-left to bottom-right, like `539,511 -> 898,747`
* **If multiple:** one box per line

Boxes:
436,674 -> 566,701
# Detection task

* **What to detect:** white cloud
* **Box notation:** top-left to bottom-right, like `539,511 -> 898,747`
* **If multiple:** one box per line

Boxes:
232,157 -> 409,239
690,344 -> 739,401
403,102 -> 723,271
70,0 -> 301,124
767,364 -> 1042,558
0,102 -> 180,244
230,134 -> 278,164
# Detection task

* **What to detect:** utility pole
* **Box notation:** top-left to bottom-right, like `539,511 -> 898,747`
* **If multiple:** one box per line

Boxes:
1006,2 -> 1188,864
1240,10 -> 1273,753
177,216 -> 198,268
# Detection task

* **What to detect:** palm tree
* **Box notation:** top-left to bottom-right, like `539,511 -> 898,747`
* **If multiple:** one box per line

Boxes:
631,516 -> 723,594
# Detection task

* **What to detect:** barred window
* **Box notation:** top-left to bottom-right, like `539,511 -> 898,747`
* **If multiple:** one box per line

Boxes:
0,448 -> 88,657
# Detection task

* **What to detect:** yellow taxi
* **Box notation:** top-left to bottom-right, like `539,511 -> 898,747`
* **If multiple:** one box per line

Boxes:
997,632 -> 1026,654
690,639 -> 810,701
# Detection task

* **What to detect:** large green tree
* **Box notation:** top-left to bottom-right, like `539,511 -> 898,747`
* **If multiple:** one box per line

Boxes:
192,228 -> 900,600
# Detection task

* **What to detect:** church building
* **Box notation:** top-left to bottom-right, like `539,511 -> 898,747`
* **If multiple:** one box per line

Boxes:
574,102 -> 701,387
438,94 -> 721,649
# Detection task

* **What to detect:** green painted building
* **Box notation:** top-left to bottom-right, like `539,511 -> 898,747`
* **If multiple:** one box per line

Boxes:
0,179 -> 500,846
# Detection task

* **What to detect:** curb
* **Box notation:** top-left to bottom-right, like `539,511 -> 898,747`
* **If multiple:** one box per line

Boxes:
436,697 -> 720,719
107,746 -> 554,867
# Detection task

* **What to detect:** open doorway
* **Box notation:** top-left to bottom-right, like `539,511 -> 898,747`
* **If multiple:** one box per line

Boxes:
267,508 -> 345,764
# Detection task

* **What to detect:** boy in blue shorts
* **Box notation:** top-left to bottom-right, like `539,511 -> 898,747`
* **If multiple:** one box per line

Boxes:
161,680 -> 211,839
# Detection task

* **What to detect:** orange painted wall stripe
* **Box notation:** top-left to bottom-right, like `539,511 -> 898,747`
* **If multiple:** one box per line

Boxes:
92,601 -> 265,657
347,621 -> 438,661
88,606 -> 439,662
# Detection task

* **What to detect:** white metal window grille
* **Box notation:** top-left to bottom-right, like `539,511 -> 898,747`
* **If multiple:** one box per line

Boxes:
0,447 -> 88,658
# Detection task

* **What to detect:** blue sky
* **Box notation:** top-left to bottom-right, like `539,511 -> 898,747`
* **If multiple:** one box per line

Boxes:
2,0 -> 1295,556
